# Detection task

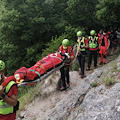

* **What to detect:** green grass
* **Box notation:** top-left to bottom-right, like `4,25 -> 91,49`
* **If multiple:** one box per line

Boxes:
71,62 -> 79,71
103,77 -> 116,86
18,82 -> 42,110
117,68 -> 120,72
100,60 -> 117,86
91,81 -> 98,87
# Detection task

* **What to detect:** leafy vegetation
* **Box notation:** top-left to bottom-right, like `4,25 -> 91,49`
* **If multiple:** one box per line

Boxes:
103,77 -> 116,86
91,81 -> 98,87
101,61 -> 117,86
0,0 -> 119,76
71,62 -> 79,71
18,83 -> 42,109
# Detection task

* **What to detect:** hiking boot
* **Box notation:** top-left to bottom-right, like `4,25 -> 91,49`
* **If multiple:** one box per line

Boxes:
66,82 -> 70,88
81,74 -> 84,78
60,86 -> 67,91
86,67 -> 90,71
99,62 -> 103,65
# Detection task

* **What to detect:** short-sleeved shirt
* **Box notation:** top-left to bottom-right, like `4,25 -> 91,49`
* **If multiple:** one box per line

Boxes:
0,85 -> 18,120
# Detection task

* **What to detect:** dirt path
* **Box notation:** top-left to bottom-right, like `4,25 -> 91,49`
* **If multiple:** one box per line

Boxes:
18,48 -> 120,120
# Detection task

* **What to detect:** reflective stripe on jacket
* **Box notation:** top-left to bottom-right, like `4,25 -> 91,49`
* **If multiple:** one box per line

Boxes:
89,36 -> 98,48
77,37 -> 85,51
0,81 -> 16,115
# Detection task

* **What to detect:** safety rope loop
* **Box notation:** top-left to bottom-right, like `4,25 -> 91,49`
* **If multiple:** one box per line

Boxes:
64,47 -> 79,66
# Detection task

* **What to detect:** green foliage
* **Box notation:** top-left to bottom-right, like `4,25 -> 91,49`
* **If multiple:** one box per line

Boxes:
40,34 -> 75,59
0,0 -> 119,76
66,0 -> 99,31
101,61 -> 117,86
96,0 -> 120,28
91,81 -> 98,87
0,0 -> 69,75
117,69 -> 120,72
71,62 -> 79,71
103,77 -> 116,86
18,83 -> 42,109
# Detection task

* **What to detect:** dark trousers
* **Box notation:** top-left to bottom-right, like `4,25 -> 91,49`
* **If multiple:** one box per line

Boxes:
77,52 -> 85,75
60,66 -> 69,87
87,50 -> 98,68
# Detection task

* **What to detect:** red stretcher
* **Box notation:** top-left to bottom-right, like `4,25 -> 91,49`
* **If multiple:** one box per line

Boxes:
0,52 -> 70,88
14,52 -> 68,87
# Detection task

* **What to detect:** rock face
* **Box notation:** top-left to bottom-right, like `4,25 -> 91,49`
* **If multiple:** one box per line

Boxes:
75,83 -> 120,120
17,54 -> 120,120
46,69 -> 103,120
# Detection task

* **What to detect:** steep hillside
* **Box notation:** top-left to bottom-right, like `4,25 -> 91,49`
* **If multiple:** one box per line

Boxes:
16,50 -> 120,120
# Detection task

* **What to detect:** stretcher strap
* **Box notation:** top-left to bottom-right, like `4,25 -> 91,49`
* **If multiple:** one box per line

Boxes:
48,55 -> 55,68
18,63 -> 64,87
35,61 -> 47,73
29,70 -> 41,78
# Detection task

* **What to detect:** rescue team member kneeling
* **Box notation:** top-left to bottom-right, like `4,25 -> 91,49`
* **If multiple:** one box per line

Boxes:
99,30 -> 110,65
58,39 -> 74,91
0,60 -> 19,120
76,31 -> 88,78
86,30 -> 100,71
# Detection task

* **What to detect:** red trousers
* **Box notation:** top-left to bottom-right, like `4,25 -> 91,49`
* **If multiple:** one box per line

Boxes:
99,46 -> 107,63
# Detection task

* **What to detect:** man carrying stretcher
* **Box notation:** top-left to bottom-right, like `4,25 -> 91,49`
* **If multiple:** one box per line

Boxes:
9,39 -> 73,86
58,39 -> 74,91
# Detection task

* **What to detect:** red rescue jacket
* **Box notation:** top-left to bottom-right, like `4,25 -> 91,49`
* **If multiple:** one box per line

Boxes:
100,35 -> 109,47
58,45 -> 74,58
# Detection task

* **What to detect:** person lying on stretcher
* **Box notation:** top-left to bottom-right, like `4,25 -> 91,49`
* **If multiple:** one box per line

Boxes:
1,52 -> 71,87
13,51 -> 70,85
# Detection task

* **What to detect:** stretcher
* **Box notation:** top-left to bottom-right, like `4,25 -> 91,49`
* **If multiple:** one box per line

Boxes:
0,52 -> 70,88
15,52 -> 69,87
17,62 -> 64,87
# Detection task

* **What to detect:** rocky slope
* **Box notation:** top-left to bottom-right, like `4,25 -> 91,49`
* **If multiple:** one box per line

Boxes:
17,52 -> 120,120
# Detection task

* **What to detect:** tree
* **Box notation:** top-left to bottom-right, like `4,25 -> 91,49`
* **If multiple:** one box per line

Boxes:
65,0 -> 99,32
96,0 -> 120,29
0,0 -> 69,75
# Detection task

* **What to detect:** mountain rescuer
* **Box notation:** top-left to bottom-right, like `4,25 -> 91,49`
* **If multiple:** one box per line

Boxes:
0,60 -> 19,120
99,30 -> 110,65
58,39 -> 74,91
86,30 -> 100,71
76,31 -> 88,78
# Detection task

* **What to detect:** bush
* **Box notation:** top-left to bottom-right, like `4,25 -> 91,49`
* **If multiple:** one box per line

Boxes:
39,34 -> 75,60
